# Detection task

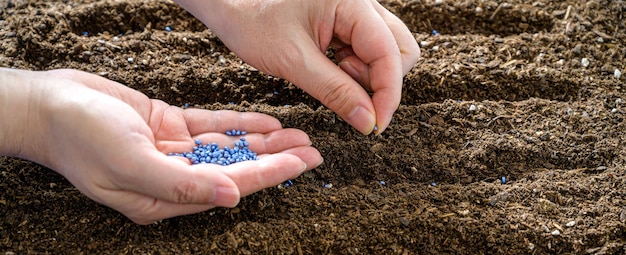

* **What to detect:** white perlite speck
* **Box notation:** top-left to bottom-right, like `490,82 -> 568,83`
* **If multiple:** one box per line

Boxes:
581,58 -> 590,67
615,69 -> 622,79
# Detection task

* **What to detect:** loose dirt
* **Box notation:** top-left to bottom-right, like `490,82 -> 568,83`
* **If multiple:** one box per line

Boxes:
1,0 -> 625,253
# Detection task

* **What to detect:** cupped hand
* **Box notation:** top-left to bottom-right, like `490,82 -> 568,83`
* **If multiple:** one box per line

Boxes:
20,69 -> 322,224
176,0 -> 420,134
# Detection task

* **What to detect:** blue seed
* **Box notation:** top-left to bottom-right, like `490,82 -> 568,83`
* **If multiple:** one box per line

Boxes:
432,30 -> 439,36
284,180 -> 294,187
168,132 -> 257,166
165,26 -> 172,32
501,176 -> 507,184
430,182 -> 437,186
81,31 -> 89,36
379,181 -> 386,186
184,103 -> 189,109
169,136 -> 258,166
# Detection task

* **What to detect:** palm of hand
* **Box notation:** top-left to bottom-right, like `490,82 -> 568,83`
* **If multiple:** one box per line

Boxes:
35,70 -> 320,224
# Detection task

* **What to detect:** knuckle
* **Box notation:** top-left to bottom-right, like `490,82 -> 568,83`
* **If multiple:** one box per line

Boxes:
46,68 -> 81,79
172,180 -> 199,204
411,42 -> 421,62
318,78 -> 353,114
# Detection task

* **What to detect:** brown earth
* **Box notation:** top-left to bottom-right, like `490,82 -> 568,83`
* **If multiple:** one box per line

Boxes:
1,0 -> 625,254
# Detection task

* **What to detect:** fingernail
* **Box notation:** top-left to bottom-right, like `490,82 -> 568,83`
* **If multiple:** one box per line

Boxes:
339,61 -> 362,83
375,115 -> 394,135
211,186 -> 240,208
314,158 -> 324,169
301,162 -> 308,172
347,106 -> 376,135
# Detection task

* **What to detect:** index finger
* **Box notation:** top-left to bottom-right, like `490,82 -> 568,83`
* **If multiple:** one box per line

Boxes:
184,109 -> 283,135
334,1 -> 404,133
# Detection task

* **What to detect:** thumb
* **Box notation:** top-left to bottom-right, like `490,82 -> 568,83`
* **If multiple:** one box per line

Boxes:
111,150 -> 242,208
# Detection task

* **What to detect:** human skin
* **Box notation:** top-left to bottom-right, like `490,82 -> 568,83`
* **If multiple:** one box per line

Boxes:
174,0 -> 420,135
0,68 -> 322,224
0,0 -> 419,224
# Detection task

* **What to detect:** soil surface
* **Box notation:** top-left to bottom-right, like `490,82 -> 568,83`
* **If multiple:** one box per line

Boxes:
1,0 -> 625,254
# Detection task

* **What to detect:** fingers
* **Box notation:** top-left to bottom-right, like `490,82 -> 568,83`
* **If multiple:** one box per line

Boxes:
334,3 -> 420,84
339,1 -> 404,134
161,125 -> 314,159
234,128 -> 314,154
111,150 -> 241,207
153,108 -> 285,153
329,1 -> 404,134
169,128 -> 323,169
273,146 -> 323,171
109,153 -> 309,224
183,109 -> 283,136
106,192 -> 216,225
195,128 -> 314,155
369,0 -> 421,75
336,46 -> 372,90
329,1 -> 420,134
286,33 -> 377,135
110,129 -> 319,206
217,154 -> 308,197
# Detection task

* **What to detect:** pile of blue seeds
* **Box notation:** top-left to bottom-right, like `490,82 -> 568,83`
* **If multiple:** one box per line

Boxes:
168,129 -> 258,165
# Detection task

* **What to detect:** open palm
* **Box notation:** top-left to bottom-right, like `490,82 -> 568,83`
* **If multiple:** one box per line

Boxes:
26,69 -> 321,224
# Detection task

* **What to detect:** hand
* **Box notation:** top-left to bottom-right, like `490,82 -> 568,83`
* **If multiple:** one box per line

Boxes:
5,68 -> 322,224
176,0 -> 420,134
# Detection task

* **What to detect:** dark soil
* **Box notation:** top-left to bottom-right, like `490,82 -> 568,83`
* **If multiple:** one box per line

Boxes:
1,0 -> 625,254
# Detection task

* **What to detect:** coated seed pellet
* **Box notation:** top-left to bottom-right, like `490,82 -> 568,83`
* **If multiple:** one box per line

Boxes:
168,131 -> 257,166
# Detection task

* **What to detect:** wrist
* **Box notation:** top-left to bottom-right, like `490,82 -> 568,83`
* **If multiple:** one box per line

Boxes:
0,68 -> 43,159
174,0 -> 230,32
